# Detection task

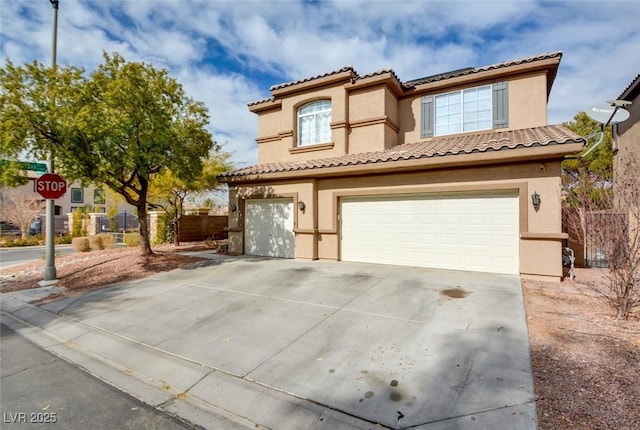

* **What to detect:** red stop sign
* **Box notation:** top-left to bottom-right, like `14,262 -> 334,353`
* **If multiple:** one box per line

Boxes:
35,173 -> 67,199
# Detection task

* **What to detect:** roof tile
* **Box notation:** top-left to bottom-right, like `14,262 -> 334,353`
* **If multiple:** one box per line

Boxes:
249,52 -> 562,106
269,66 -> 357,91
404,51 -> 562,87
220,125 -> 584,180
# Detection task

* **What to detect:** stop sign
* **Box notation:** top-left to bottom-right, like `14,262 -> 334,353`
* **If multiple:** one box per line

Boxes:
35,173 -> 67,199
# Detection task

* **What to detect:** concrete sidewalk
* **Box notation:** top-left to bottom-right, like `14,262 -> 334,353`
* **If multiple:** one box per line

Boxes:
1,255 -> 537,429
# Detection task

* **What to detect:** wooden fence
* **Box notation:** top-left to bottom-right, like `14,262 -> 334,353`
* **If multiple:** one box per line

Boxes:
177,215 -> 228,242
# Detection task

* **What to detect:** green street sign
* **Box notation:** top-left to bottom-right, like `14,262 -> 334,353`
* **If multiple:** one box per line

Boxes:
0,160 -> 47,173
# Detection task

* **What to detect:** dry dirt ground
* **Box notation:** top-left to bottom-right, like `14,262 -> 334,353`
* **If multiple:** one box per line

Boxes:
1,245 -> 639,430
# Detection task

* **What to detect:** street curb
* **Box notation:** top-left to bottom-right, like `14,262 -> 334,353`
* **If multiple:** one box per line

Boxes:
0,296 -> 380,430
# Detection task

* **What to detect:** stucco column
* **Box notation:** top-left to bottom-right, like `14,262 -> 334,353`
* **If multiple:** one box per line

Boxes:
227,187 -> 242,254
66,213 -> 74,236
88,213 -> 105,235
148,210 -> 167,244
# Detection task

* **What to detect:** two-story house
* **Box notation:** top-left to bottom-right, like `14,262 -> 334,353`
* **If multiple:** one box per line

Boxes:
1,173 -> 135,235
219,52 -> 585,281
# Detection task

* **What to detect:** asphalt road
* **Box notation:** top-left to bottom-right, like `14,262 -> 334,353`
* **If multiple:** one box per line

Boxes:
0,245 -> 74,269
0,321 -> 198,430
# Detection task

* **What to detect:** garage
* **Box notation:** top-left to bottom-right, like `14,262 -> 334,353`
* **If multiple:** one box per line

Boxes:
245,198 -> 295,258
340,191 -> 519,274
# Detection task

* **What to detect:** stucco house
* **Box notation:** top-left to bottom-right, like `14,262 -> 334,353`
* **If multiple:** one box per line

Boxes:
219,52 -> 585,281
1,172 -> 135,235
614,73 -> 640,183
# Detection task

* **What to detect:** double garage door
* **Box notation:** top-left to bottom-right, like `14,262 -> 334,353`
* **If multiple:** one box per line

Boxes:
341,191 -> 519,274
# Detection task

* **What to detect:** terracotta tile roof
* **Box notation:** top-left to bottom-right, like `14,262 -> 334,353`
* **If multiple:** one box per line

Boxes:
357,68 -> 403,84
247,96 -> 275,107
249,67 -> 402,107
404,51 -> 562,87
220,125 -> 584,180
248,52 -> 562,107
269,66 -> 357,91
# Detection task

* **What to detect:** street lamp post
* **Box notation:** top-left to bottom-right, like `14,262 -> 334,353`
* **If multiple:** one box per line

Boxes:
44,0 -> 59,282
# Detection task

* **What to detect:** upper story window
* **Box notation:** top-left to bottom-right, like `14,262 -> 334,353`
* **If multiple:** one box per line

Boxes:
94,188 -> 105,205
421,82 -> 508,138
298,100 -> 331,146
70,188 -> 83,203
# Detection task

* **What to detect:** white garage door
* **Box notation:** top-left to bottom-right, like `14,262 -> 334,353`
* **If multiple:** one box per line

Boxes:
341,191 -> 519,274
245,198 -> 295,258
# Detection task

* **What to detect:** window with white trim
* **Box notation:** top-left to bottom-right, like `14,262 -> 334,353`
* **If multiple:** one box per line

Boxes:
297,100 -> 331,146
421,82 -> 508,138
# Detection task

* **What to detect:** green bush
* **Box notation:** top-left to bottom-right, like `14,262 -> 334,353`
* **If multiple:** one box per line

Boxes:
153,215 -> 171,245
0,237 -> 42,247
72,237 -> 91,252
55,235 -> 73,245
124,233 -> 140,247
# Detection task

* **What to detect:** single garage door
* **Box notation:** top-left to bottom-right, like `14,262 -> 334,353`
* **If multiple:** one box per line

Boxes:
245,198 -> 295,258
341,191 -> 519,274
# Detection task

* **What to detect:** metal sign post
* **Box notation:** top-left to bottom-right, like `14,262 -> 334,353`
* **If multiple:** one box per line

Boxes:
44,0 -> 59,282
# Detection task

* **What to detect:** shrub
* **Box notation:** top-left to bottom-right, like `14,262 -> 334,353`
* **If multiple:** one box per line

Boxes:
98,233 -> 116,249
87,233 -> 116,250
153,215 -> 172,245
72,237 -> 91,252
124,233 -> 140,247
0,237 -> 41,247
55,235 -> 73,245
88,235 -> 104,250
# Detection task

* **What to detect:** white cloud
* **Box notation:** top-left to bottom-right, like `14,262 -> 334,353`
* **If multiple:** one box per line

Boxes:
175,67 -> 261,167
2,0 -> 639,167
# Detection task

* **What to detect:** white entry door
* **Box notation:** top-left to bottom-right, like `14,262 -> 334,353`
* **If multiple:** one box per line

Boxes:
245,198 -> 295,258
341,191 -> 519,274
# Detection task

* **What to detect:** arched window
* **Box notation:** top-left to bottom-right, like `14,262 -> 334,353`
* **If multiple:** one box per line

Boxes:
297,100 -> 331,146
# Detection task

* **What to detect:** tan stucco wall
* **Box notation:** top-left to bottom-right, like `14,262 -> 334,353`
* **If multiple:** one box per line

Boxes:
615,91 -> 640,181
253,71 -> 551,165
508,72 -> 548,129
228,160 -> 567,280
400,71 -> 549,144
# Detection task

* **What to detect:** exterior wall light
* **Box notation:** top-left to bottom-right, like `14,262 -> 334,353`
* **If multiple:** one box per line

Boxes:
531,191 -> 541,212
298,201 -> 306,211
229,203 -> 237,212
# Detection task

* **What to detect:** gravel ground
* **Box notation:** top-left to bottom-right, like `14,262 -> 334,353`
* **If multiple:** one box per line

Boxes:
2,248 -> 639,429
523,268 -> 639,430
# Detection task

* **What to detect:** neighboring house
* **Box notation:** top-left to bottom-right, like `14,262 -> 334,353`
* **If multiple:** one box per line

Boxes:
1,173 -> 134,234
219,52 -> 585,281
614,74 -> 640,186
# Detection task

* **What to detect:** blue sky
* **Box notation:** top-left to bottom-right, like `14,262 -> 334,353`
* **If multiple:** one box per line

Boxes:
1,0 -> 639,171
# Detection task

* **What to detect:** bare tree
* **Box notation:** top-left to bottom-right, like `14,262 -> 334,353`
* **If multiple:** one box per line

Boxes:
565,154 -> 640,320
0,188 -> 44,239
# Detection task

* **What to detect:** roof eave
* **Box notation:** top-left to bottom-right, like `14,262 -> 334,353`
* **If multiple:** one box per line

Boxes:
270,69 -> 356,98
248,98 -> 282,113
219,142 -> 584,184
406,56 -> 561,98
346,72 -> 405,96
619,74 -> 640,101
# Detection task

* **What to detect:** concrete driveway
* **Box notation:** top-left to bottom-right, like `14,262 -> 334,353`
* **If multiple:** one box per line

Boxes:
1,256 -> 536,429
